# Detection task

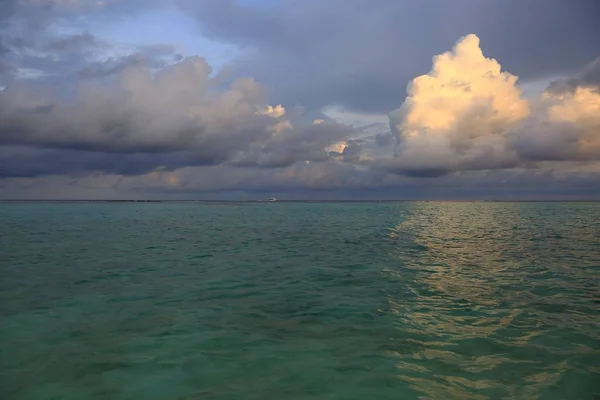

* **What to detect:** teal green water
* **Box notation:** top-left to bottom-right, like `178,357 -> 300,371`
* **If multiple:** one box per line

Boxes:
1,202 -> 599,399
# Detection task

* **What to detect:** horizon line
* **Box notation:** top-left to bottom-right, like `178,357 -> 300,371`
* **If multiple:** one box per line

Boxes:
1,199 -> 599,203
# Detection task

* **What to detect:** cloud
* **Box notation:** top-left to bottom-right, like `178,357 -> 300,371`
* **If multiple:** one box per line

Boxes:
387,34 -> 529,175
546,57 -> 600,94
0,0 -> 174,86
77,44 -> 182,79
3,161 -> 599,200
385,34 -> 600,177
1,0 -> 357,181
178,0 -> 289,48
508,56 -> 600,163
229,119 -> 358,168
21,0 -> 134,12
1,1 -> 599,199
181,0 -> 600,114
1,29 -> 598,187
1,57 -> 271,153
511,85 -> 600,162
0,145 -> 239,178
125,162 -> 389,194
0,54 -> 356,176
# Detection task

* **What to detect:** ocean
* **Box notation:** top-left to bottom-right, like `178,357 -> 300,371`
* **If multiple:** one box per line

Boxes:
1,201 -> 599,399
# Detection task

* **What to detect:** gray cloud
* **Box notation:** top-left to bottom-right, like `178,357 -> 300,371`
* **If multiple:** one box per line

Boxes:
509,115 -> 600,164
231,121 -> 358,168
0,54 -> 356,177
0,145 -> 239,178
1,0 -> 599,199
507,58 -> 600,164
181,0 -> 600,114
0,0 -> 177,85
77,44 -> 182,79
2,162 -> 599,200
178,0 -> 289,48
46,32 -> 101,53
546,56 -> 600,95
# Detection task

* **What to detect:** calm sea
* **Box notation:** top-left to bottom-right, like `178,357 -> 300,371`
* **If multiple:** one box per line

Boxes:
1,202 -> 599,399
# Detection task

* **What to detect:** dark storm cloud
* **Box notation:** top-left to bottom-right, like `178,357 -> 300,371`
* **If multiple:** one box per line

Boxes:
181,0 -> 600,113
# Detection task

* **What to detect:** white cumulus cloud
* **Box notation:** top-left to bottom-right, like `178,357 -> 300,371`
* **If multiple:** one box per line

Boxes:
388,34 -> 529,175
386,33 -> 600,176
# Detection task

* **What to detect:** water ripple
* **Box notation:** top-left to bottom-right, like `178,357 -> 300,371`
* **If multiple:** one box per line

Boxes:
0,202 -> 599,399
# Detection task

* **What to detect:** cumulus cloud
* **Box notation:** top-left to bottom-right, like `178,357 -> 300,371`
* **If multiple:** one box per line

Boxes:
258,104 -> 286,119
0,0 -> 358,180
511,86 -> 600,162
388,34 -> 529,176
386,34 -> 600,177
2,57 -> 263,151
325,141 -> 348,155
0,55 -> 357,176
508,56 -> 600,163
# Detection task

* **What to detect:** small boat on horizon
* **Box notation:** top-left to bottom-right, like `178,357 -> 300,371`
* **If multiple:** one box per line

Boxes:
267,198 -> 277,202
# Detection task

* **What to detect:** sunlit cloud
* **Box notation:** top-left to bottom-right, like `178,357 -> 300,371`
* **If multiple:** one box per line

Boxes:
385,33 -> 600,177
1,0 -> 599,198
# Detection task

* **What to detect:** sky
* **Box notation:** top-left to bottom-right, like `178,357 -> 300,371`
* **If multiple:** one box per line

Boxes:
0,0 -> 599,200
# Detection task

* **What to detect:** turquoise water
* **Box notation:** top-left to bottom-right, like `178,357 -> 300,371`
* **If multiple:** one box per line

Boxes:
1,202 -> 599,399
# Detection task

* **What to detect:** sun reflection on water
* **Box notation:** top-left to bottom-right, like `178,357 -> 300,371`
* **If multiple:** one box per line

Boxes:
384,202 -> 600,399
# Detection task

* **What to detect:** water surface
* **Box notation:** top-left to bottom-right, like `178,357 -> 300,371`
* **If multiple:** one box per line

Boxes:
1,202 -> 599,399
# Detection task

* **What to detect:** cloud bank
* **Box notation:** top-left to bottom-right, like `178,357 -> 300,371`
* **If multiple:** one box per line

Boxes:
1,31 -> 599,188
0,0 -> 599,198
0,56 -> 356,177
